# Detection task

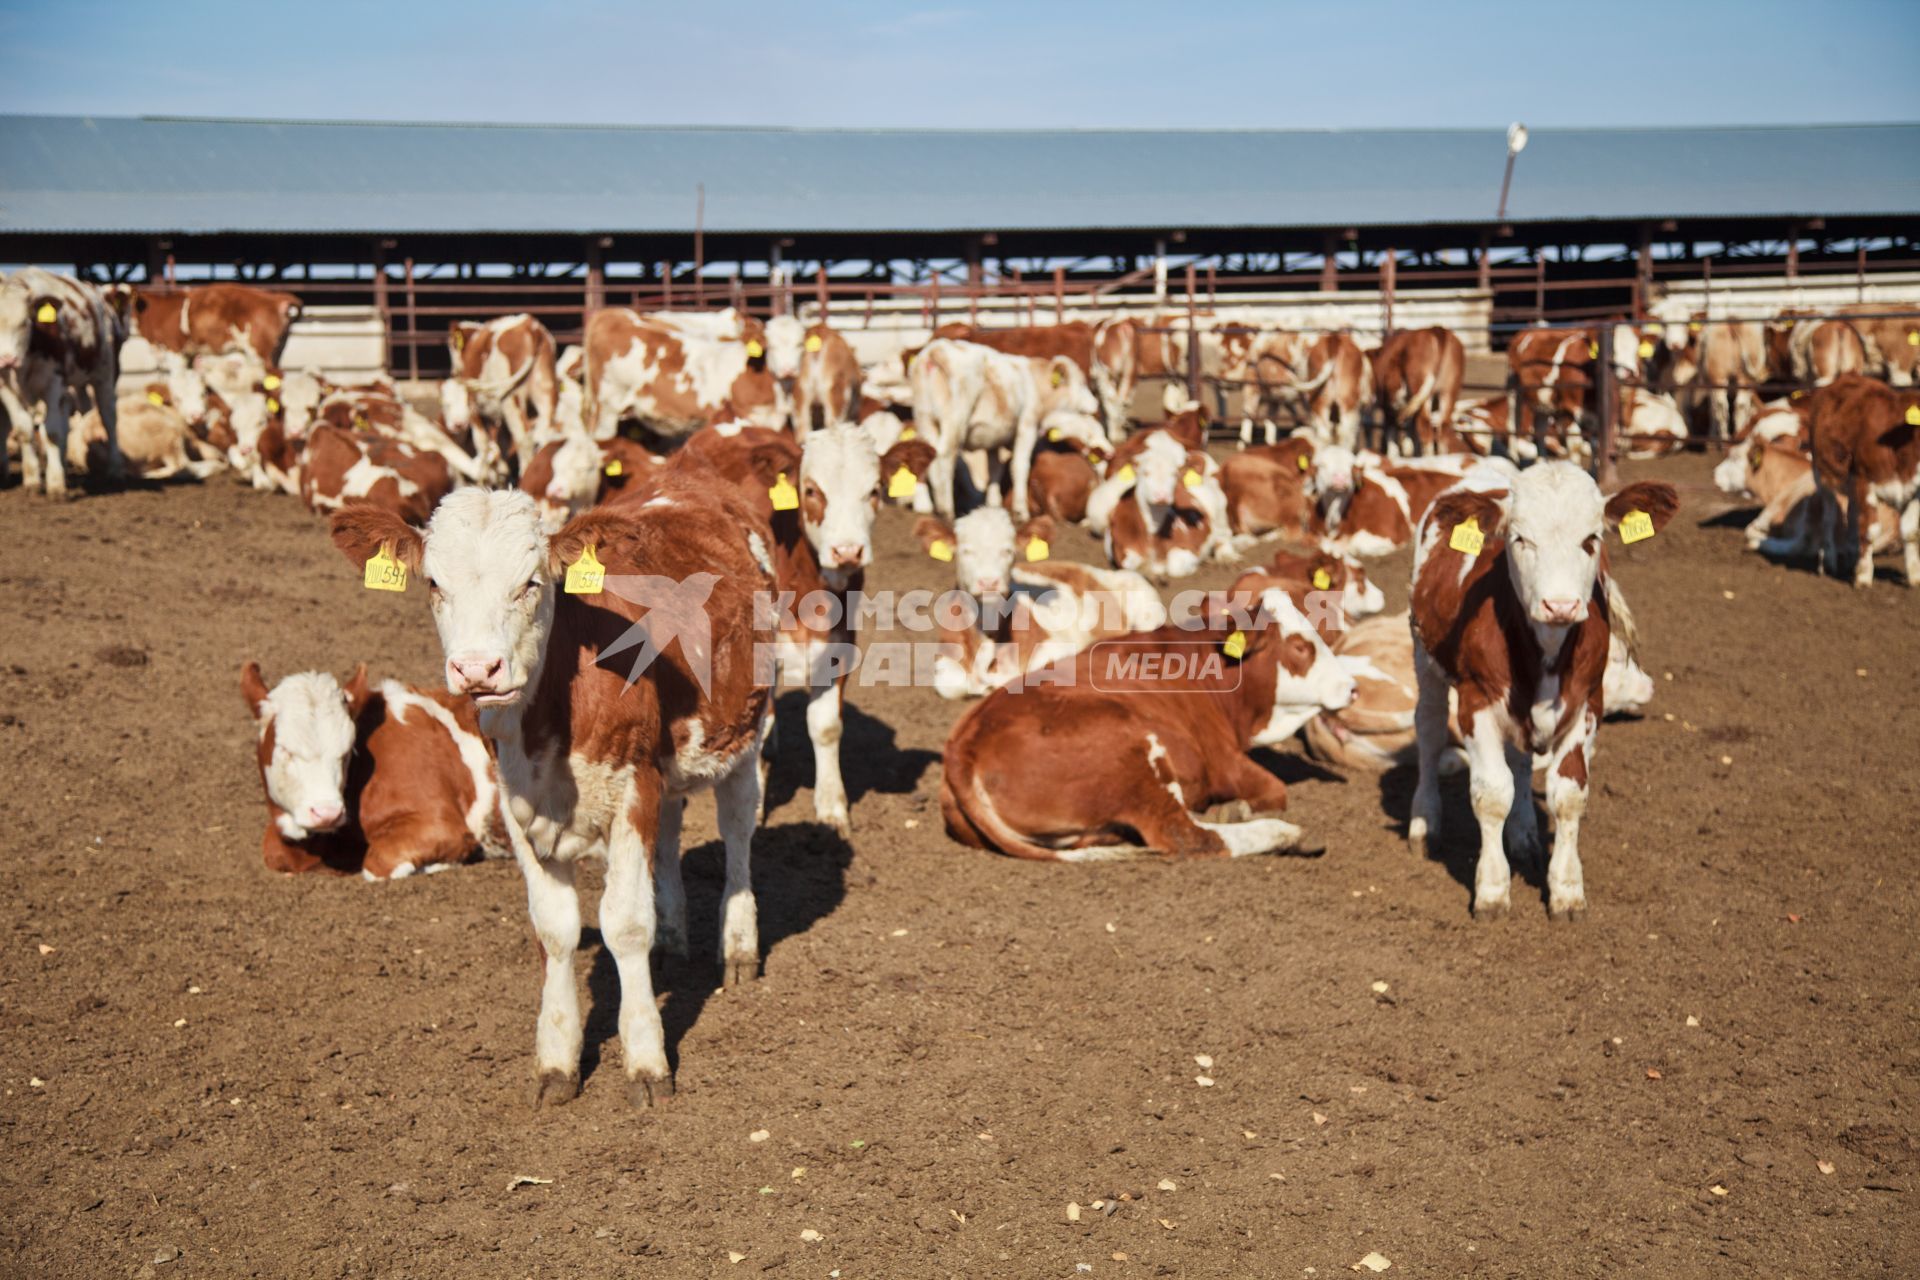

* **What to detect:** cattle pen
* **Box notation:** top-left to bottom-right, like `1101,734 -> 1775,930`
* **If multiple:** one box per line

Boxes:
5,110 -> 1920,1280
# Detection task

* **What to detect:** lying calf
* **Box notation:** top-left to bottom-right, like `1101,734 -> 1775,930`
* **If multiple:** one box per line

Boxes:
915,509 -> 1166,699
241,661 -> 509,879
301,425 -> 455,524
940,591 -> 1355,860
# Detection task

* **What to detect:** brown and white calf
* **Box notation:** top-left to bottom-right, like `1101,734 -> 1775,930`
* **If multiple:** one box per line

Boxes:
1026,439 -> 1101,523
1220,437 -> 1316,540
584,307 -> 779,442
1225,329 -> 1311,445
642,422 -> 882,833
1231,544 -> 1387,641
520,435 -> 661,530
939,590 -> 1354,860
913,508 -> 1166,699
1837,303 -> 1920,385
1407,463 -> 1679,919
317,382 -> 500,485
111,396 -> 226,481
0,268 -> 122,495
1300,332 -> 1372,449
789,322 -> 861,430
1659,317 -> 1768,440
1452,395 -> 1537,461
302,425 -> 455,524
241,662 -> 509,879
331,483 -> 776,1106
1507,327 -> 1598,458
910,337 -> 1103,519
1808,374 -> 1920,587
1309,448 -> 1483,557
1785,317 -> 1868,388
1307,609 -> 1657,773
1373,327 -> 1466,455
444,314 -> 561,468
1090,429 -> 1233,579
129,282 -> 301,367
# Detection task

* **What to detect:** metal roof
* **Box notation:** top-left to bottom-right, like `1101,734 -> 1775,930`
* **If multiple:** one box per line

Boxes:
2,115 -> 1916,237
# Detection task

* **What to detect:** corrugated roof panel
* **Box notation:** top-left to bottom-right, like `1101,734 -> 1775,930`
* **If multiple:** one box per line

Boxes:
1,116 -> 1914,235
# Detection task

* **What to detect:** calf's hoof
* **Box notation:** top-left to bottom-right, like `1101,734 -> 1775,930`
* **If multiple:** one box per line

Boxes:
1471,893 -> 1511,922
1549,897 -> 1588,923
652,925 -> 690,960
626,1072 -> 675,1109
533,1070 -> 580,1109
1407,819 -> 1431,860
723,954 -> 763,988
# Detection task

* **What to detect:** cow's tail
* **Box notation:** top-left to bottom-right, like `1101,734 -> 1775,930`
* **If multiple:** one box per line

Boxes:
1400,369 -> 1437,424
1603,574 -> 1640,665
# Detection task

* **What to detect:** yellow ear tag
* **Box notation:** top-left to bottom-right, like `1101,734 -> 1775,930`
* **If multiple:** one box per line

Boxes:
1050,369 -> 1064,387
887,466 -> 918,499
1116,463 -> 1136,485
34,302 -> 55,323
1183,468 -> 1203,490
1025,536 -> 1050,562
564,544 -> 605,594
1587,342 -> 1599,359
769,472 -> 799,511
1689,321 -> 1702,333
1047,427 -> 1062,443
746,339 -> 765,359
353,412 -> 368,429
1637,340 -> 1655,359
604,458 -> 624,477
1222,630 -> 1247,660
1907,405 -> 1920,427
1449,517 -> 1486,556
262,373 -> 282,391
363,541 -> 407,592
805,334 -> 823,353
898,426 -> 916,441
1298,453 -> 1310,471
266,397 -> 281,414
1907,331 -> 1919,347
146,390 -> 165,406
1619,509 -> 1655,544
451,331 -> 465,351
928,538 -> 953,562
1312,567 -> 1332,591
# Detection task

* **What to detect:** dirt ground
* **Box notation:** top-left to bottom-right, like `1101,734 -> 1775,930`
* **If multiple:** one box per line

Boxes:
2,451 -> 1917,1280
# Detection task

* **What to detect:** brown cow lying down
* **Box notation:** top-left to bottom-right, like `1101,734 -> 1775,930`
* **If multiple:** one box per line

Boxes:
913,509 -> 1166,700
1220,437 -> 1316,540
1304,611 -> 1657,773
1226,545 -> 1388,644
241,661 -> 509,879
940,590 -> 1356,860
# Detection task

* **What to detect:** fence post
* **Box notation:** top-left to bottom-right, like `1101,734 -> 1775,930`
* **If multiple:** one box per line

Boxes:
1857,245 -> 1867,302
1533,253 -> 1545,323
816,265 -> 829,322
1053,266 -> 1064,324
1184,263 -> 1200,409
1594,323 -> 1618,487
1383,248 -> 1396,333
403,257 -> 419,384
929,268 -> 941,333
371,243 -> 390,374
1320,233 -> 1338,293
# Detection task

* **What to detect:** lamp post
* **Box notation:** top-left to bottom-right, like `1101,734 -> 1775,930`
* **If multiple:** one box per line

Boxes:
1496,122 -> 1528,222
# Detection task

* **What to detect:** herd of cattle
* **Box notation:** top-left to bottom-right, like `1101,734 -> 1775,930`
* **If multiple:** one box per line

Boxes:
6,265 -> 1917,1103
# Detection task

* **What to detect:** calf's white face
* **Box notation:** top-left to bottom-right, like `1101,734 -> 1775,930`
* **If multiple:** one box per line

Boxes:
422,489 -> 553,704
440,377 -> 475,431
763,315 -> 805,382
1502,462 -> 1607,627
1322,546 -> 1386,618
1603,633 -> 1655,716
1132,431 -> 1186,510
252,671 -> 357,838
540,434 -> 604,529
952,507 -> 1018,597
1252,589 -> 1357,747
799,424 -> 881,585
166,364 -> 209,424
0,282 -> 37,368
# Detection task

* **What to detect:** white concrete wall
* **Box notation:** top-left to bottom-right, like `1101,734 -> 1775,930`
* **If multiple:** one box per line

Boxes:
1651,272 -> 1920,322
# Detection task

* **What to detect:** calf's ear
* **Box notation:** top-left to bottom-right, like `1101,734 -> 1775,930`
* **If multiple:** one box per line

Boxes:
547,511 -> 623,578
1426,488 -> 1509,546
1016,513 -> 1057,547
1604,481 -> 1680,537
329,502 -> 423,575
342,663 -> 371,717
912,515 -> 956,553
240,661 -> 270,718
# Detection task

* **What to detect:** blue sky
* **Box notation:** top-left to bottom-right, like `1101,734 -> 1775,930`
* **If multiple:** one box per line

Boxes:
2,0 -> 1915,129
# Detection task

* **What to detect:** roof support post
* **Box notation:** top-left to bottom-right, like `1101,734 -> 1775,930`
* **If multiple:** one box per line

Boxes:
1635,225 -> 1652,321
403,256 -> 419,383
1320,233 -> 1337,293
372,240 -> 391,374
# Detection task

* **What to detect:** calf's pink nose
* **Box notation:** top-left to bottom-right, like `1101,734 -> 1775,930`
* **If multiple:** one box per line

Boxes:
1540,598 -> 1583,624
830,543 -> 867,568
306,802 -> 345,830
448,656 -> 506,692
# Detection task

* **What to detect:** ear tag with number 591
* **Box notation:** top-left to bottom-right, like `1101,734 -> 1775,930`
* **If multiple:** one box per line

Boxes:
1619,510 -> 1655,544
363,541 -> 407,592
565,544 -> 605,594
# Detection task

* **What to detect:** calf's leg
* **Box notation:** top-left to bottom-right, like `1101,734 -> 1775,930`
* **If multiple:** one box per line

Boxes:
601,783 -> 670,1105
1406,643 -> 1450,859
1543,720 -> 1596,920
715,746 -> 764,987
805,656 -> 851,833
651,795 -> 689,959
522,854 -> 585,1105
1463,710 -> 1515,920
